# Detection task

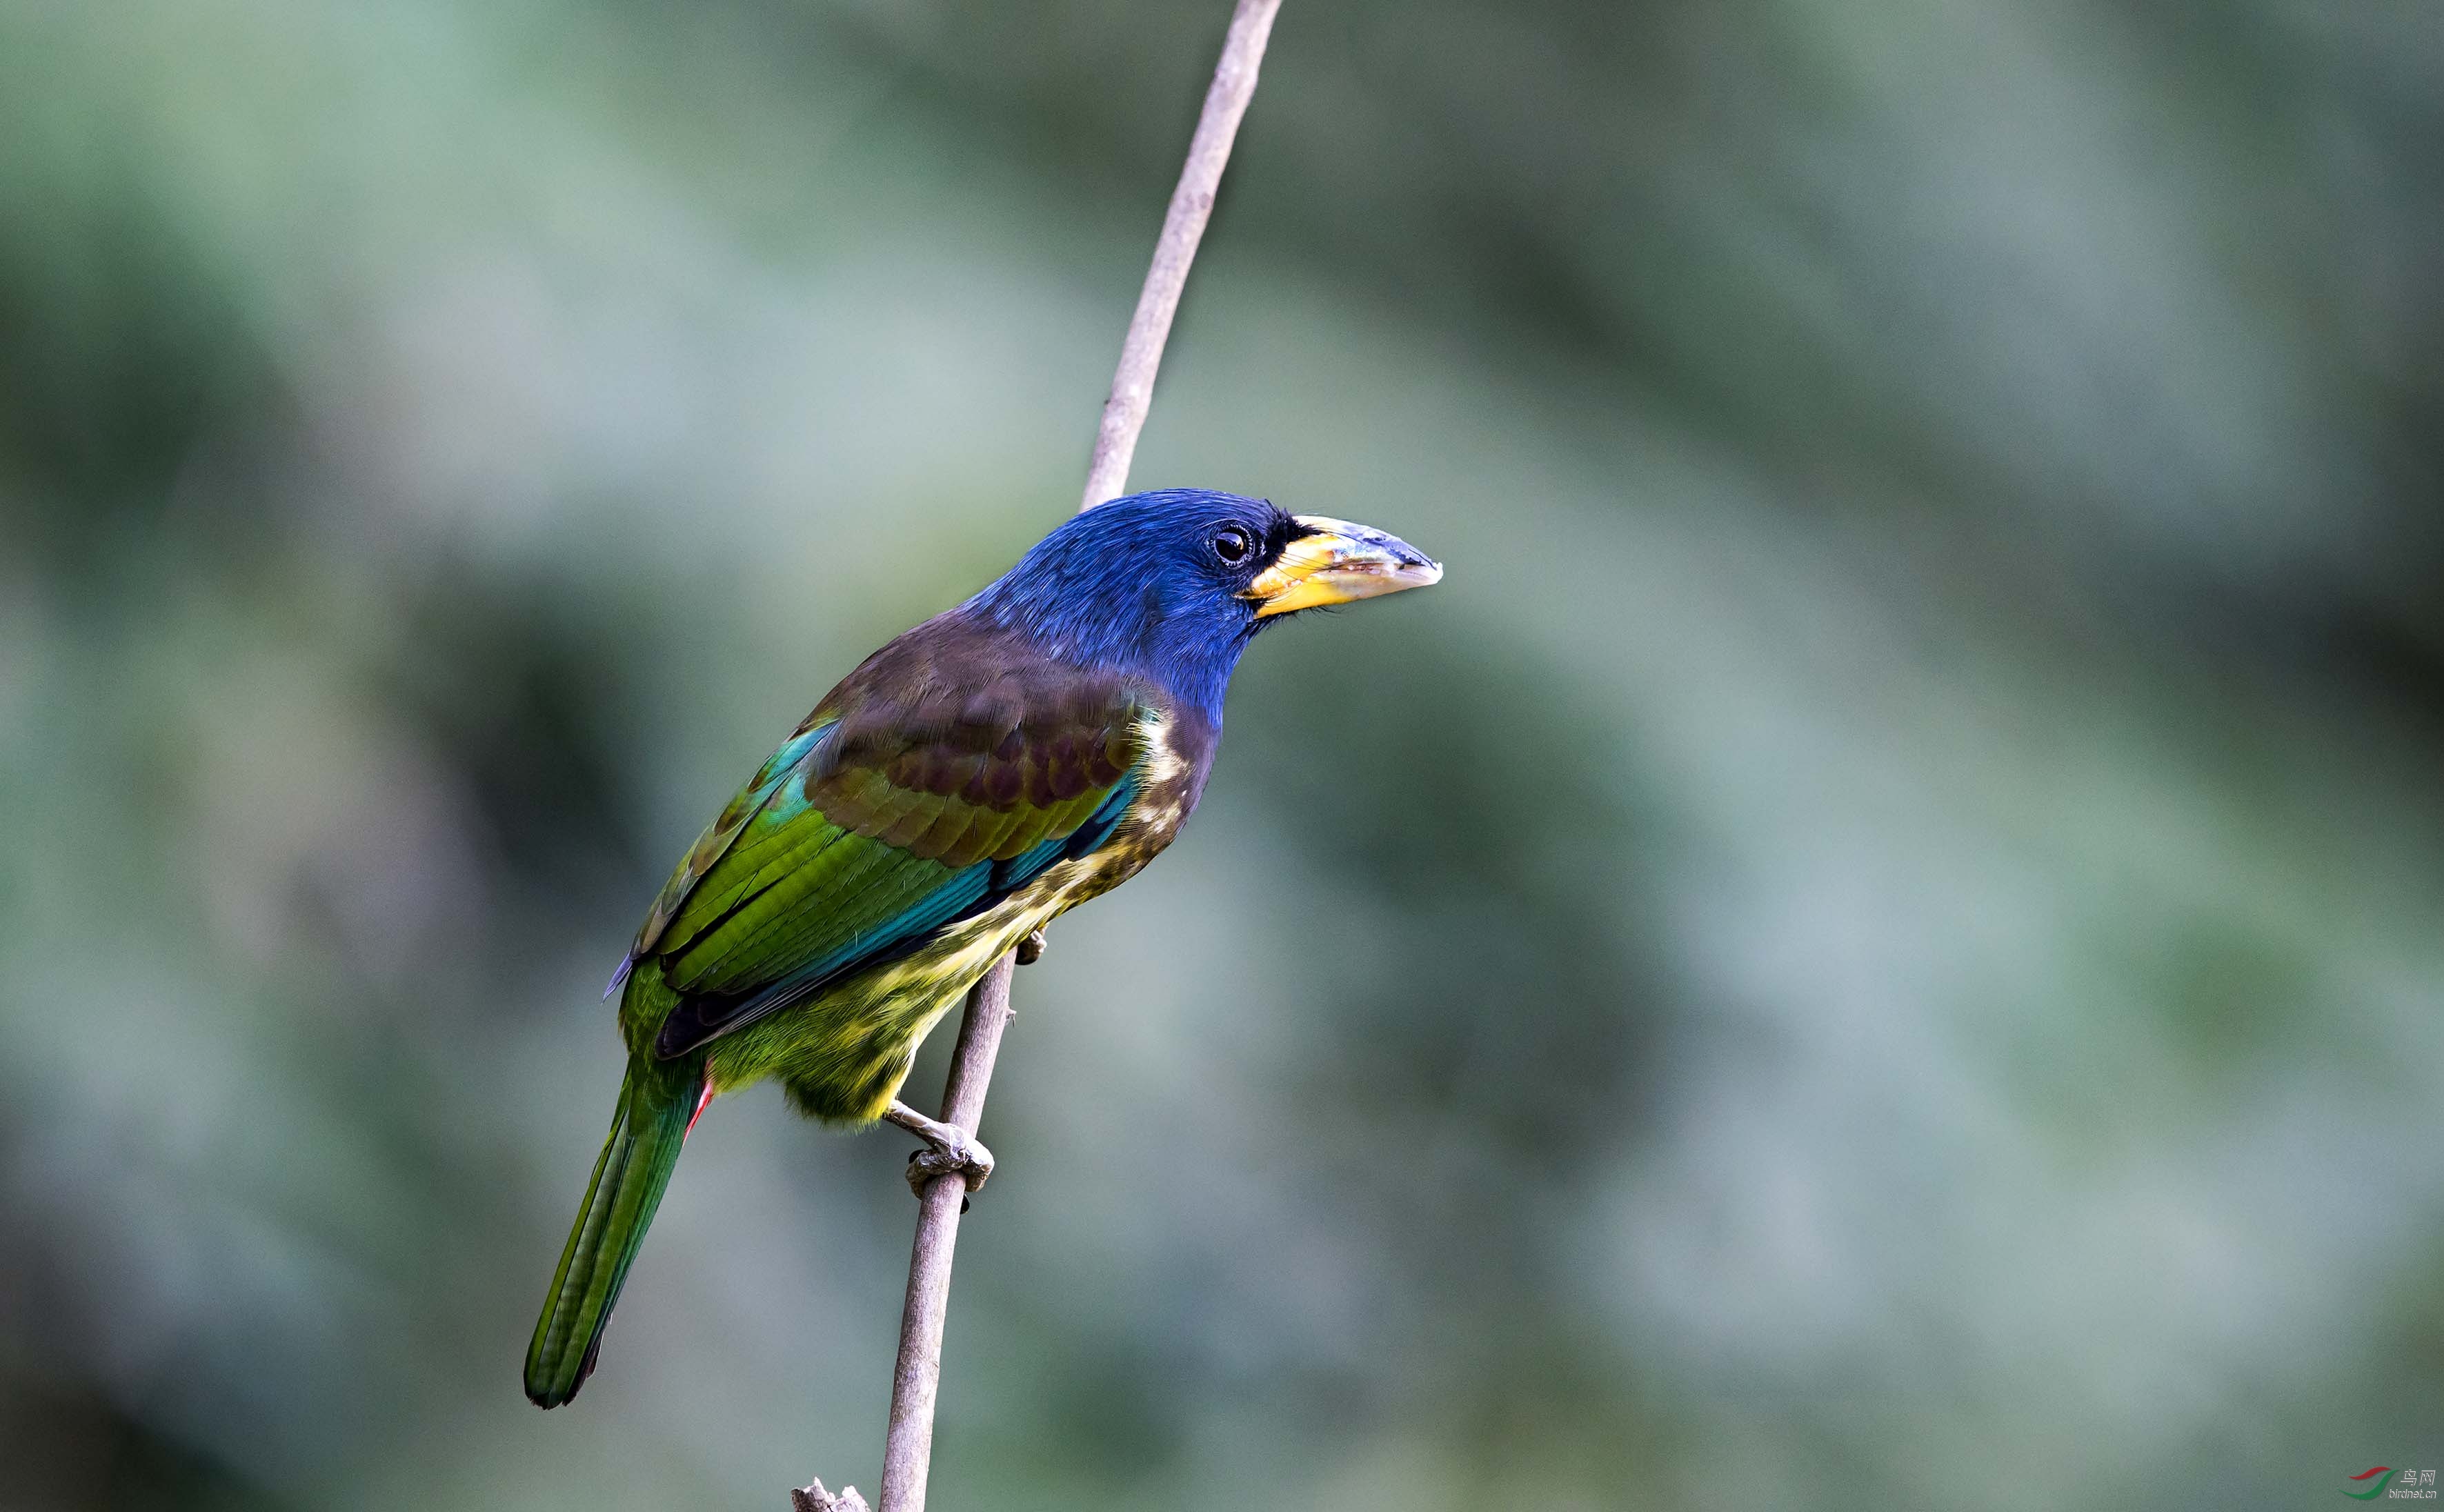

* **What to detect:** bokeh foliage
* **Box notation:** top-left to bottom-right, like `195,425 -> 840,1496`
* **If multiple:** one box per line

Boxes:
3,1 -> 2441,1508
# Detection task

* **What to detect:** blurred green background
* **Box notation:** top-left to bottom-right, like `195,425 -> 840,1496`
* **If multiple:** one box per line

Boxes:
4,1 -> 2441,1508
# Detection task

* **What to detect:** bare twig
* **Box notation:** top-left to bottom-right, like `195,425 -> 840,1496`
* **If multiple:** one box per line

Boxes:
829,5 -> 1284,1509
1081,0 -> 1283,513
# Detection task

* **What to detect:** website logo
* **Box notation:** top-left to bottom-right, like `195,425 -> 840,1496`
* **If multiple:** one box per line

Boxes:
2350,1466 -> 2438,1500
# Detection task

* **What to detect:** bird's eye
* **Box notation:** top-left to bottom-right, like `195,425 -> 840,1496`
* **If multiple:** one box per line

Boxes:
1213,526 -> 1253,564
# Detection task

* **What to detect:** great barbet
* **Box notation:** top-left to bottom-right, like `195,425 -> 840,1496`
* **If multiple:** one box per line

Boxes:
525,489 -> 1439,1406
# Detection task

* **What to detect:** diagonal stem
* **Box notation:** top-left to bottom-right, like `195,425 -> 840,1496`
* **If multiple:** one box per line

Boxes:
865,7 -> 1283,1509
1082,0 -> 1284,513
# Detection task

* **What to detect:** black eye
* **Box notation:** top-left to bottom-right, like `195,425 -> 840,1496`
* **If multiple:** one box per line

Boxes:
1213,526 -> 1253,564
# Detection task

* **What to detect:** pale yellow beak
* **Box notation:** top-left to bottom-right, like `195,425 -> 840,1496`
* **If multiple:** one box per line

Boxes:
1242,515 -> 1443,618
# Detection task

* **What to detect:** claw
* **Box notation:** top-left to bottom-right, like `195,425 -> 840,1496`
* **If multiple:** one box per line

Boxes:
1016,928 -> 1047,965
904,1132 -> 994,1195
883,1100 -> 995,1197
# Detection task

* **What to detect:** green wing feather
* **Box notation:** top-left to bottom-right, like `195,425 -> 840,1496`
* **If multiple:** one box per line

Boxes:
624,666 -> 1146,1059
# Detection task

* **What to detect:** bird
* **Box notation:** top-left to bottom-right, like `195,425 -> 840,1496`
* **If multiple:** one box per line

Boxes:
524,488 -> 1440,1407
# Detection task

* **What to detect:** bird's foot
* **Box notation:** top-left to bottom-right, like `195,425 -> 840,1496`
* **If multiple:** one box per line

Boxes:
791,1480 -> 869,1512
1016,928 -> 1047,965
883,1100 -> 995,1195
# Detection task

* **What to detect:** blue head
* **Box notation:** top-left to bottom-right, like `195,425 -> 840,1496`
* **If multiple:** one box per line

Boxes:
969,488 -> 1440,717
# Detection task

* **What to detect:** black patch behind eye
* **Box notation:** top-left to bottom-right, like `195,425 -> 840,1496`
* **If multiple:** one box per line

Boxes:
1254,506 -> 1301,570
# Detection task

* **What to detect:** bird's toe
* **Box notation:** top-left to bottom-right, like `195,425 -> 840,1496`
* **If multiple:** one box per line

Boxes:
905,1132 -> 994,1195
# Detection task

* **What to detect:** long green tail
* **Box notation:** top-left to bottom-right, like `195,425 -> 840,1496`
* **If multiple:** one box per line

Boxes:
524,1053 -> 706,1408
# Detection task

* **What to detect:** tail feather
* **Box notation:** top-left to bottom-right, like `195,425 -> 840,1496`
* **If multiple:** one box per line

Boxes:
524,1054 -> 704,1408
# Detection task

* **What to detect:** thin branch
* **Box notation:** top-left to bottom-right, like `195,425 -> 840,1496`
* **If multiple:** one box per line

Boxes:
1081,0 -> 1283,513
833,5 -> 1284,1509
